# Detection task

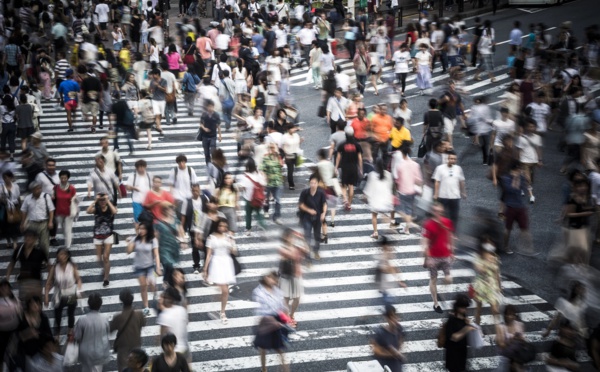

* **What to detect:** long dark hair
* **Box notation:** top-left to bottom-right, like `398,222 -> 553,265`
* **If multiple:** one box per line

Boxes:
220,172 -> 236,193
136,221 -> 155,242
376,158 -> 385,180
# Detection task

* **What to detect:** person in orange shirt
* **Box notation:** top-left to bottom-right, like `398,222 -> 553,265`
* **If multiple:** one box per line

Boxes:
370,103 -> 394,163
350,108 -> 372,161
143,175 -> 175,221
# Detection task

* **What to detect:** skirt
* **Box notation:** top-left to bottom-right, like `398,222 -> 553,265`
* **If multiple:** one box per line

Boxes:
234,79 -> 247,95
207,254 -> 237,285
480,53 -> 495,72
340,167 -> 359,186
279,276 -> 303,299
416,65 -> 432,89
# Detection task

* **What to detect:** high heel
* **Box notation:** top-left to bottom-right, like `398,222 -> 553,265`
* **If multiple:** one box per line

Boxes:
329,221 -> 335,228
321,234 -> 328,244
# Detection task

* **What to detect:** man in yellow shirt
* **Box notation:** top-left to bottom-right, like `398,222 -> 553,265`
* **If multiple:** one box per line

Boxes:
118,40 -> 132,71
390,117 -> 412,150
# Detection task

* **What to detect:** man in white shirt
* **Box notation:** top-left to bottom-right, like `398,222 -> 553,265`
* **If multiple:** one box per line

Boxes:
125,159 -> 152,227
157,288 -> 189,356
35,158 -> 60,246
516,119 -> 542,204
87,154 -> 122,202
326,88 -> 349,133
491,107 -> 516,152
392,43 -> 412,95
211,53 -> 232,83
432,152 -> 466,228
94,0 -> 110,40
527,92 -> 551,134
335,65 -> 351,94
430,23 -> 447,72
296,22 -> 316,67
266,122 -> 283,148
21,181 -> 55,257
275,22 -> 288,52
248,0 -> 260,15
160,68 -> 179,124
508,21 -> 523,53
168,154 -> 198,214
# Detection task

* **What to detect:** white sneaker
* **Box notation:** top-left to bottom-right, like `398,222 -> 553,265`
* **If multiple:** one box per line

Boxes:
143,307 -> 150,317
529,195 -> 535,204
264,212 -> 270,219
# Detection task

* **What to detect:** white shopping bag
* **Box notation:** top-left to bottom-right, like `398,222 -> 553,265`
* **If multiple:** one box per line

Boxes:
306,68 -> 313,84
63,342 -> 79,366
468,323 -> 485,349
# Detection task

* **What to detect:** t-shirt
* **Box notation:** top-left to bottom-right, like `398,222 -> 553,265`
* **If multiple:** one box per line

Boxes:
133,238 -> 158,269
151,353 -> 190,372
11,246 -> 48,280
15,104 -> 34,129
156,305 -> 189,353
95,3 -> 110,22
111,100 -> 132,126
58,80 -> 80,103
297,28 -> 316,45
93,205 -> 114,239
298,188 -> 327,218
143,190 -> 175,220
390,126 -> 411,148
492,118 -> 516,147
440,90 -> 462,119
320,52 -> 335,73
371,114 -> 394,143
372,325 -> 405,371
337,141 -> 363,170
423,218 -> 453,257
527,102 -> 551,133
200,112 -> 220,138
81,76 -> 102,103
393,50 -> 411,73
516,133 -> 542,164
149,78 -> 168,101
432,164 -> 465,199
351,118 -> 370,140
126,171 -> 152,204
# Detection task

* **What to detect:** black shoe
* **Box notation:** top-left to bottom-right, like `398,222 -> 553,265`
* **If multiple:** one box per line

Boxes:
50,239 -> 59,246
172,118 -> 177,124
434,305 -> 443,313
103,280 -> 110,287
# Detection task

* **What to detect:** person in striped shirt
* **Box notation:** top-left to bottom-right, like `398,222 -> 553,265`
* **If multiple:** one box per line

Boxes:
54,52 -> 70,109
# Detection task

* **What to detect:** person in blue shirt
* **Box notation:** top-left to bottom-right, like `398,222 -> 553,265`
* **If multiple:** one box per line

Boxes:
181,64 -> 201,116
57,69 -> 80,132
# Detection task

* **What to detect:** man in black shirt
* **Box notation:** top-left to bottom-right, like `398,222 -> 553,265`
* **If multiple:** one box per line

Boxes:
263,22 -> 276,56
298,174 -> 327,260
199,100 -> 222,164
6,229 -> 48,301
471,17 -> 483,66
111,93 -> 136,155
80,67 -> 102,132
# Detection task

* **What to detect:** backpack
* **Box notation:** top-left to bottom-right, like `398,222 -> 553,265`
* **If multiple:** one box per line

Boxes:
245,174 -> 265,208
174,166 -> 193,189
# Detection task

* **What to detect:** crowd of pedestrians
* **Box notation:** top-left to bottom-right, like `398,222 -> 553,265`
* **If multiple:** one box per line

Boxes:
0,0 -> 599,369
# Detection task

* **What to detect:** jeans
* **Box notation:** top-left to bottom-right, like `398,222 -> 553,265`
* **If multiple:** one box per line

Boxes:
1,122 -> 16,154
219,206 -> 238,232
54,296 -> 76,332
396,73 -> 408,93
184,92 -> 196,115
264,185 -> 282,219
113,124 -> 134,153
356,74 -> 367,93
27,220 -> 50,257
479,133 -> 491,164
302,216 -> 322,254
162,262 -> 174,287
202,136 -> 217,164
285,156 -> 296,188
245,199 -> 266,230
345,40 -> 356,60
222,100 -> 233,130
438,198 -> 460,228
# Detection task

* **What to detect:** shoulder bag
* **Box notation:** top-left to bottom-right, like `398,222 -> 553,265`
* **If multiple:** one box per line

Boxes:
113,310 -> 135,352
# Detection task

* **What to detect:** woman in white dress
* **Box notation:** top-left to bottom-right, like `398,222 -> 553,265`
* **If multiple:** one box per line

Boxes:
414,43 -> 433,94
203,217 -> 238,324
232,58 -> 249,98
363,158 -> 394,240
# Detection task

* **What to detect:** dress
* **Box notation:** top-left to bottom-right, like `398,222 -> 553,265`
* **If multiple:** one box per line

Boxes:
472,255 -> 501,306
206,234 -> 236,285
364,171 -> 394,213
233,67 -> 248,95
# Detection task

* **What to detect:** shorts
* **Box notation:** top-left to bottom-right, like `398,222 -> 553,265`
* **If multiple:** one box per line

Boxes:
427,257 -> 452,279
134,265 -> 155,277
132,202 -> 143,222
65,100 -> 78,111
398,193 -> 415,216
17,127 -> 35,139
93,235 -> 114,245
141,32 -> 149,45
443,117 -> 456,135
504,206 -> 528,230
113,42 -> 122,51
80,101 -> 99,117
99,22 -> 108,30
152,100 -> 166,116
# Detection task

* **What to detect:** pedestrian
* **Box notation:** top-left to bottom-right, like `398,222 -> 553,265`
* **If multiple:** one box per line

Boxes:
545,322 -> 581,372
298,173 -> 327,261
353,44 -> 371,94
97,136 -> 123,187
422,202 -> 455,313
0,279 -> 20,367
281,124 -> 302,190
216,69 -> 236,130
111,91 -> 137,155
317,148 -> 342,230
414,43 -> 433,94
490,107 -> 516,154
562,178 -> 594,265
155,205 -> 187,287
279,228 -> 309,326
473,20 -> 496,83
471,240 -> 501,325
443,294 -> 476,372
86,192 -> 117,287
515,118 -> 542,204
364,158 -> 394,240
87,154 -> 121,204
508,21 -> 523,54
25,334 -> 63,371
143,176 -> 175,221
15,94 -> 36,151
152,333 -> 190,372
193,196 -> 224,273
43,248 -> 81,337
215,172 -> 239,233
51,170 -> 77,249
181,64 -> 200,116
438,81 -> 465,148
237,158 -> 267,235
376,237 -> 408,306
335,126 -> 363,211
542,281 -> 587,339
370,303 -> 406,372
14,296 -> 53,369
389,117 -> 412,151
122,348 -> 150,372
57,69 -> 80,132
127,221 -> 162,315
393,43 -> 413,97
168,154 -> 199,215
432,151 -> 466,228
370,103 -> 394,163
391,142 -> 423,234
0,89 -> 17,160
148,68 -> 167,136
199,100 -> 222,165
74,293 -> 111,372
137,90 -> 156,150
494,305 -> 526,372
110,289 -> 146,372
261,143 -> 284,225
20,181 -> 55,257
500,162 -> 533,255
326,88 -> 349,134
1,171 -> 21,250
80,66 -> 102,133
468,96 -> 494,165
252,271 -> 291,372
125,160 -> 152,229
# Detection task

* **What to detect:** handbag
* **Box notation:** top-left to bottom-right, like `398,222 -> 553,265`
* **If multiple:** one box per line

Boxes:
231,253 -> 242,275
113,232 -> 120,245
317,105 -> 326,118
417,137 -> 427,158
7,206 -> 22,224
63,341 -> 79,366
279,259 -> 294,278
165,90 -> 176,104
119,183 -> 127,198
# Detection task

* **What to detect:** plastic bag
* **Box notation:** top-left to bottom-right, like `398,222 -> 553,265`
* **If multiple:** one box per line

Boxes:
63,342 -> 79,366
306,68 -> 313,84
468,323 -> 485,349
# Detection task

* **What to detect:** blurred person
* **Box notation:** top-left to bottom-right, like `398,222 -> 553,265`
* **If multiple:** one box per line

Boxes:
261,143 -> 284,225
199,100 -> 222,165
86,154 -> 121,203
282,124 -> 302,190
370,303 -> 406,372
326,88 -> 349,134
472,241 -> 501,325
335,126 -> 363,211
168,154 -> 198,214
468,96 -> 494,164
122,348 -> 149,372
395,99 -> 413,129
5,229 -> 47,302
473,23 -> 496,83
371,104 -> 394,163
391,142 -> 422,234
545,322 -> 580,372
543,281 -> 587,339
97,136 -> 122,184
393,43 -> 413,97
143,176 -> 175,221
16,94 -> 36,151
57,69 -> 80,132
1,170 -> 21,249
438,81 -> 465,148
80,66 -> 102,133
353,43 -> 371,94
364,158 -> 394,240
86,192 -> 117,287
298,174 -> 327,261
0,280 -> 20,365
216,70 -> 236,130
125,160 -> 152,228
127,221 -> 162,315
171,269 -> 190,309
375,237 -> 408,306
182,63 -> 200,116
203,217 -> 238,324
110,289 -> 146,371
527,91 -> 551,135
111,92 -> 137,156
490,107 -> 516,154
253,271 -> 291,372
500,162 -> 533,255
216,172 -> 240,232
26,334 -> 63,371
138,90 -> 156,150
237,158 -> 267,235
495,305 -> 526,372
20,181 -> 54,257
317,148 -> 343,229
52,170 -> 77,249
443,294 -> 476,372
152,333 -> 190,372
561,178 -> 594,265
433,151 -> 466,228
74,293 -> 110,371
148,68 -> 167,136
0,88 -> 17,160
43,248 -> 81,337
422,202 -> 455,313
279,228 -> 309,325
414,43 -> 433,94
14,296 -> 53,369
193,196 -> 224,273
155,205 -> 187,287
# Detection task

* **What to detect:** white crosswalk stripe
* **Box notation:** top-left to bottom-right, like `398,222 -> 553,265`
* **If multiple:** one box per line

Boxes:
0,69 -> 562,372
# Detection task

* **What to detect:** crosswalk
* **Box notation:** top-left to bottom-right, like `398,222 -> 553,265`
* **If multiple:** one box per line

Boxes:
1,70 -> 570,372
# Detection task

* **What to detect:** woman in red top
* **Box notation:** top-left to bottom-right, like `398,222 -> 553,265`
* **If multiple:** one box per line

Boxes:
405,24 -> 418,57
54,170 -> 78,249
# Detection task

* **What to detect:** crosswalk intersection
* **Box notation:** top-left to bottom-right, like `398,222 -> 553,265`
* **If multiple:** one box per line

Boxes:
5,58 -> 597,371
